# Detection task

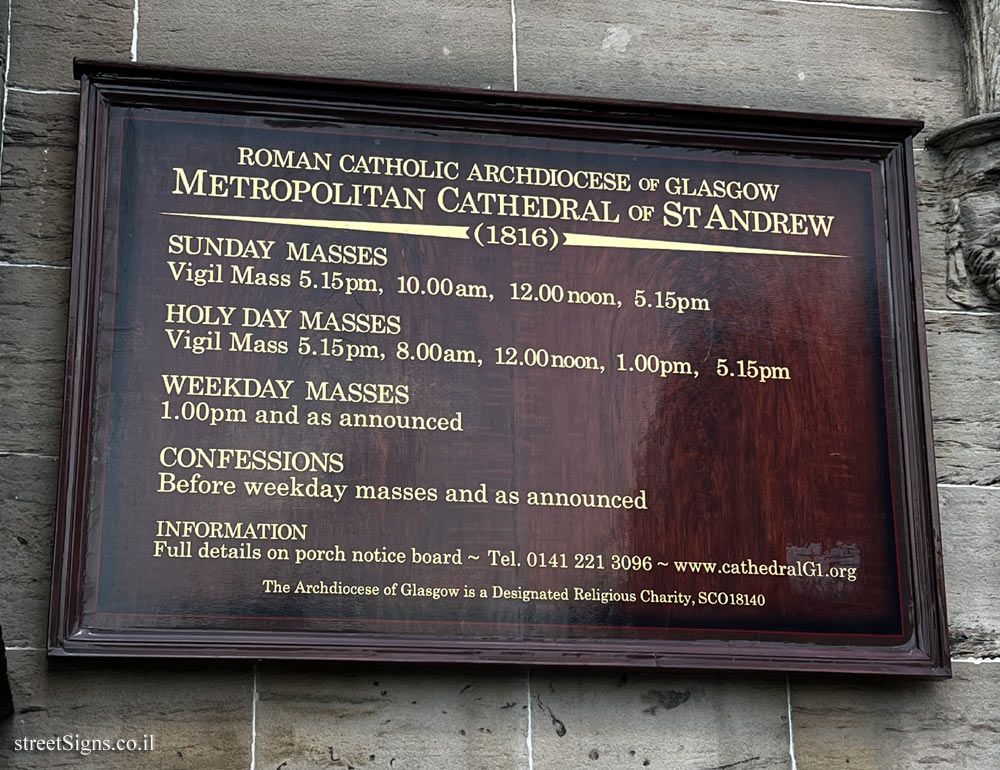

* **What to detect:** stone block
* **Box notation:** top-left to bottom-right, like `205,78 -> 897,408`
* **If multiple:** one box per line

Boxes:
138,0 -> 513,91
871,0 -> 953,7
791,661 -> 1000,769
925,313 -> 1000,485
4,90 -> 79,148
0,454 -> 58,649
0,651 -> 252,769
529,669 -> 789,769
516,0 -> 965,134
8,0 -> 132,91
256,663 -> 529,770
916,148 -> 960,311
938,486 -> 1000,658
0,92 -> 79,267
0,265 -> 69,455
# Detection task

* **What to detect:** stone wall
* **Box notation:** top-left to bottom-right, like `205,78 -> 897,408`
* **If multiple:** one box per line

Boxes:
1,1 -> 996,768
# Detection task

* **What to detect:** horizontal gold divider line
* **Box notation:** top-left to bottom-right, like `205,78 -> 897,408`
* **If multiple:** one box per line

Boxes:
563,231 -> 851,259
162,212 -> 849,259
161,212 -> 471,240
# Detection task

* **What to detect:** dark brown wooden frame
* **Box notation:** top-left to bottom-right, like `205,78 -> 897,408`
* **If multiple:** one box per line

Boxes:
0,620 -> 12,718
48,60 -> 949,676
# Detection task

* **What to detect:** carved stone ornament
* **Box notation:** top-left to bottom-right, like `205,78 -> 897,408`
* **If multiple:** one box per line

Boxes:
925,1 -> 1000,307
956,0 -> 1000,116
928,113 -> 1000,308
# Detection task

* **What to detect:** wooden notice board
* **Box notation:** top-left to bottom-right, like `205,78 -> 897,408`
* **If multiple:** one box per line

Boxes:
49,61 -> 949,675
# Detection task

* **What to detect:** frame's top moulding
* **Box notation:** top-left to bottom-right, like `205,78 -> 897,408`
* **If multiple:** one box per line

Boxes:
73,59 -> 923,147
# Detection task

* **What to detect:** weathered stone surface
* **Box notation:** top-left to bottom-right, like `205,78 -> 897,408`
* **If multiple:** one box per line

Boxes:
0,0 -> 8,124
0,92 -> 79,266
8,0 -> 132,91
791,662 -> 1000,769
916,148 -> 963,311
0,651 -> 253,769
846,0 -> 952,8
529,670 -> 789,769
0,265 -> 69,455
138,0 -> 513,91
925,313 -> 1000,485
4,90 -> 79,148
0,145 -> 76,266
0,454 -> 58,649
741,1 -> 949,8
938,485 -> 1000,657
256,663 -> 529,770
516,0 -> 965,134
